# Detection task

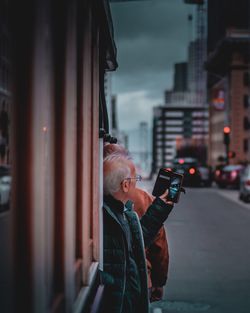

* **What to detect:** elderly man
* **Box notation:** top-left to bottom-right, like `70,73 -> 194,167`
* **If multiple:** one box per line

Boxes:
101,152 -> 174,313
103,143 -> 170,302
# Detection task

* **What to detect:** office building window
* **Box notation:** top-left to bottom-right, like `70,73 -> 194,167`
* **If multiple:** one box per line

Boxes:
243,72 -> 250,87
165,111 -> 184,118
243,117 -> 250,130
243,95 -> 250,109
192,111 -> 209,118
243,139 -> 248,152
165,155 -> 173,160
166,120 -> 183,126
165,126 -> 183,132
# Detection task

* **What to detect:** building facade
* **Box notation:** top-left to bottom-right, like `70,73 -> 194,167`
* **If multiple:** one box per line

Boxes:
152,106 -> 209,174
173,62 -> 188,92
206,0 -> 250,165
0,1 -> 118,313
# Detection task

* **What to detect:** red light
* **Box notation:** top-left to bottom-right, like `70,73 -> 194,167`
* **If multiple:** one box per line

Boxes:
223,126 -> 231,134
189,168 -> 196,175
179,159 -> 185,164
231,170 -> 237,179
165,168 -> 172,171
215,170 -> 221,176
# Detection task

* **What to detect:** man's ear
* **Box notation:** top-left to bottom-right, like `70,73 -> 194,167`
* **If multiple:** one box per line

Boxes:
121,179 -> 130,193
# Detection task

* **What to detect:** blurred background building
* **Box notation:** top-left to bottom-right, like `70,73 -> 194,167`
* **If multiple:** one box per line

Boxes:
205,0 -> 250,166
152,0 -> 250,175
152,106 -> 208,174
151,0 -> 209,175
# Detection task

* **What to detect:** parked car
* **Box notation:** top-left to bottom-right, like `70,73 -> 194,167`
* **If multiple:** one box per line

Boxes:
239,164 -> 250,203
171,157 -> 212,187
214,164 -> 244,189
197,165 -> 213,187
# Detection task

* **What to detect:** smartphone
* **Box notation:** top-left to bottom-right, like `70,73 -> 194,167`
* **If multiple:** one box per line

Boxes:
152,168 -> 184,203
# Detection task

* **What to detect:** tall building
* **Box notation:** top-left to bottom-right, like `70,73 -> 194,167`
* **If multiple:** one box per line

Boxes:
157,16 -> 209,173
184,0 -> 207,108
111,94 -> 118,131
188,41 -> 196,92
165,34 -> 208,108
206,0 -> 250,165
152,106 -> 208,174
173,62 -> 188,92
164,90 -> 172,105
139,121 -> 149,174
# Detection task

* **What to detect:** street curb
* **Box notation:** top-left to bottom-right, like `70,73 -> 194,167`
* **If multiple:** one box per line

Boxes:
153,309 -> 162,313
214,188 -> 250,210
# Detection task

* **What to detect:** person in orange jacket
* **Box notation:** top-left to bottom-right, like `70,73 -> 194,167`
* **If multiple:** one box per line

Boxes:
103,143 -> 170,302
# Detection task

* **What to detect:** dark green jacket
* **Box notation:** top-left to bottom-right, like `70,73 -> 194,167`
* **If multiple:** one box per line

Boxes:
101,196 -> 173,313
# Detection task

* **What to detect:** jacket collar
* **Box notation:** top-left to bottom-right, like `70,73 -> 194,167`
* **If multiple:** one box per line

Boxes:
104,195 -> 125,214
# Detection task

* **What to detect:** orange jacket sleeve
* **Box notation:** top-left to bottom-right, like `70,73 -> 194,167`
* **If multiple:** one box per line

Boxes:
130,187 -> 170,288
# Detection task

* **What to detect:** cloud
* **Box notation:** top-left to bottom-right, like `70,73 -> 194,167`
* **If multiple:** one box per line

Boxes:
112,69 -> 173,100
110,0 -> 194,130
116,90 -> 161,131
111,0 -> 193,42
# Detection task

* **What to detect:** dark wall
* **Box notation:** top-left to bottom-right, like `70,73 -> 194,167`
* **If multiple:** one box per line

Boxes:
207,0 -> 250,54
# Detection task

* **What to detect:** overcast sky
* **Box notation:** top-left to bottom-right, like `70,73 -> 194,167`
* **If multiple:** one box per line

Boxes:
110,0 -> 195,132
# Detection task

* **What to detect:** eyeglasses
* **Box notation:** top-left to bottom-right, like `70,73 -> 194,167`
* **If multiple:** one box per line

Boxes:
125,174 -> 142,182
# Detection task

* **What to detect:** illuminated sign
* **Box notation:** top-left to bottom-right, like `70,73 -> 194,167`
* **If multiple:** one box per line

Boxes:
212,90 -> 225,111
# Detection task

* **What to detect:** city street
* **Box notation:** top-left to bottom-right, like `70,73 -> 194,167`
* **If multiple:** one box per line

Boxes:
139,181 -> 250,313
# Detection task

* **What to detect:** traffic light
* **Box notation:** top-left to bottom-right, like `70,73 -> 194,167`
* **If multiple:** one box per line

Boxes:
223,126 -> 230,145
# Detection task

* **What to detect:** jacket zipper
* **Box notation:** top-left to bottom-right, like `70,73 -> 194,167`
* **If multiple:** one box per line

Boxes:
103,204 -> 127,313
120,235 -> 126,313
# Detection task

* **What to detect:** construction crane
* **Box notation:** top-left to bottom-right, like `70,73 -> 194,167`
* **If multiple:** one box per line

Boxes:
184,0 -> 208,160
184,0 -> 207,108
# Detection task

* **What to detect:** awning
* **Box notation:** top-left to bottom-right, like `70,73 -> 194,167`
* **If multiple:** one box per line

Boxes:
99,0 -> 118,71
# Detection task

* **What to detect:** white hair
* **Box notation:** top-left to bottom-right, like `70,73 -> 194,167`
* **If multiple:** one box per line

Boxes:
103,153 -> 132,196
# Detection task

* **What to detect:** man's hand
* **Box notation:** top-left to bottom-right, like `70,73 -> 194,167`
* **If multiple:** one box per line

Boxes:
150,286 -> 164,302
159,189 -> 173,206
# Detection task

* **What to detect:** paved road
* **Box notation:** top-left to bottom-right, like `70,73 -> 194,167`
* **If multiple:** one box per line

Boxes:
139,181 -> 250,313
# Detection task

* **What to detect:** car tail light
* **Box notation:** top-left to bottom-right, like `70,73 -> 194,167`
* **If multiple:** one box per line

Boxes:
215,170 -> 220,176
231,170 -> 237,179
245,180 -> 250,186
165,168 -> 172,171
189,168 -> 196,175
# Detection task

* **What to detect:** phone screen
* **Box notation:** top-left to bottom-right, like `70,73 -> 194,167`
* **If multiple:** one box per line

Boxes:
167,176 -> 182,202
152,169 -> 171,197
152,168 -> 183,203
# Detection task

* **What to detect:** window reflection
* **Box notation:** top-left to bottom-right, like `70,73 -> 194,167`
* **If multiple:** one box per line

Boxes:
0,164 -> 11,212
0,0 -> 11,213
